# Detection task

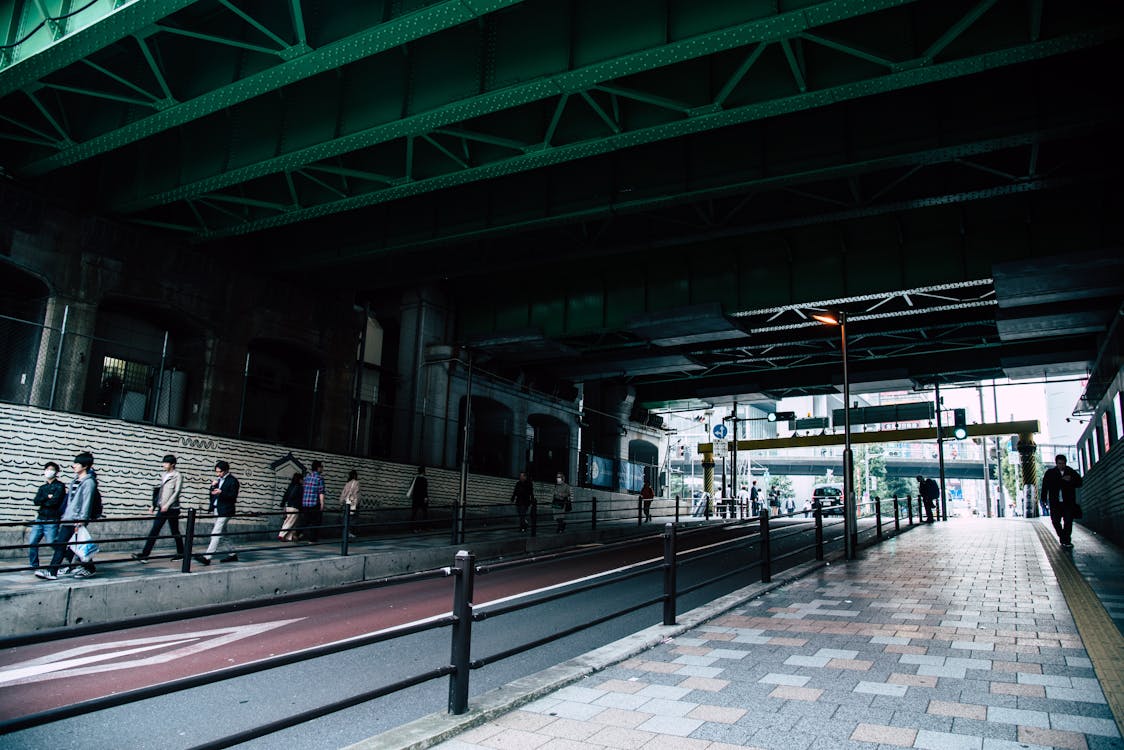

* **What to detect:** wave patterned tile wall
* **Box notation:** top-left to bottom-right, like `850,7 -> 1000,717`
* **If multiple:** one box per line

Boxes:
0,404 -> 635,523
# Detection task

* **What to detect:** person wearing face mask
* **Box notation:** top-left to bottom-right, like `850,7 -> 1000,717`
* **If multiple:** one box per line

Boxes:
550,472 -> 572,533
30,462 -> 67,580
47,452 -> 99,579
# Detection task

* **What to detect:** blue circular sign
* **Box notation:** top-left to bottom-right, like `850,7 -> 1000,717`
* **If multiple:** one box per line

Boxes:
712,424 -> 728,440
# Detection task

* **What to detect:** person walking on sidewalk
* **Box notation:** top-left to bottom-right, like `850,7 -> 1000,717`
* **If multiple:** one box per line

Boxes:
916,474 -> 939,523
132,454 -> 185,563
551,472 -> 572,533
194,460 -> 240,566
278,472 -> 303,542
511,471 -> 534,532
1042,454 -> 1083,549
340,469 -> 361,538
30,462 -> 67,579
47,452 -> 99,579
301,461 -> 326,543
639,480 -> 655,522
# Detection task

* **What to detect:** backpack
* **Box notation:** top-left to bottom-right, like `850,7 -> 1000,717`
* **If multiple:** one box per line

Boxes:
90,487 -> 104,519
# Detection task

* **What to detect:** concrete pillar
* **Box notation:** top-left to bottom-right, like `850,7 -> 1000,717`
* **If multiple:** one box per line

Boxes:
33,297 -> 97,413
394,287 -> 449,463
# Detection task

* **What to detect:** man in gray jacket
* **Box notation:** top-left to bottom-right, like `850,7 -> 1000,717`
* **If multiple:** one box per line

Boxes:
47,451 -> 99,578
132,454 -> 185,563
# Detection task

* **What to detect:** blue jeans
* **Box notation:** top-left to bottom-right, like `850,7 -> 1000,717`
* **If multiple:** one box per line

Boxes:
28,520 -> 59,568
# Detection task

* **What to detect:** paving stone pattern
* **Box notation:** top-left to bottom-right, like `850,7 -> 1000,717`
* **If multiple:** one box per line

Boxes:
434,521 -> 1123,750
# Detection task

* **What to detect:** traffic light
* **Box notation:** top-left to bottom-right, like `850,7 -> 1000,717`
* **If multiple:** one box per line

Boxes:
678,444 -> 684,459
952,409 -> 967,440
988,464 -> 997,480
768,411 -> 796,422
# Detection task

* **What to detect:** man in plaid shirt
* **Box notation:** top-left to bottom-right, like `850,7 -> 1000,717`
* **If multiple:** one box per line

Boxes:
301,460 -> 326,543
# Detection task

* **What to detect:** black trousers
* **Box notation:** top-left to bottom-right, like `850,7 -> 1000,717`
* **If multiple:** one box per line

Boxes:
1049,499 -> 1074,544
301,507 -> 323,541
139,509 -> 184,557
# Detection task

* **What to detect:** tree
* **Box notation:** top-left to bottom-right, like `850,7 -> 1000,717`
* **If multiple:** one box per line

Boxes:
768,474 -> 794,500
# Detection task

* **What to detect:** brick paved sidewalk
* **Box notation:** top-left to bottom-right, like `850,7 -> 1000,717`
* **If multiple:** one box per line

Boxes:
434,519 -> 1123,750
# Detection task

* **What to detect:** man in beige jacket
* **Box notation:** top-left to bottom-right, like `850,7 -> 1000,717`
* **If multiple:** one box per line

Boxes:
132,454 -> 185,563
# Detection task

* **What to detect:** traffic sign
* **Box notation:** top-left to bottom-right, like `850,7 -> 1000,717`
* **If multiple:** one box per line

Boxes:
712,424 -> 728,440
713,440 -> 728,457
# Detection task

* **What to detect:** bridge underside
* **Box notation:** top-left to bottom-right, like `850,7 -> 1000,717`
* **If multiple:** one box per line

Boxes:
1,0 -> 1121,408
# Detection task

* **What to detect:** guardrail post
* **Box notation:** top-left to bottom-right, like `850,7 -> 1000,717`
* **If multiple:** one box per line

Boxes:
182,508 -> 196,573
907,495 -> 914,525
341,503 -> 350,557
814,507 -> 824,561
893,497 -> 900,533
591,495 -> 598,532
449,550 -> 476,715
875,497 -> 883,541
674,494 -> 680,524
662,523 -> 677,626
637,496 -> 643,527
531,500 -> 538,537
759,510 -> 771,583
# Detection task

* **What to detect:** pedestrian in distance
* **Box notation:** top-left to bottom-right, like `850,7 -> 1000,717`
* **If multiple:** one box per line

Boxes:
916,474 -> 939,523
784,495 -> 796,516
30,462 -> 67,579
47,452 -> 99,579
1042,454 -> 1083,549
749,481 -> 760,516
511,471 -> 534,532
300,460 -> 327,543
340,469 -> 361,538
132,454 -> 185,563
639,479 -> 655,522
407,466 -> 429,532
278,472 -> 304,542
194,460 -> 240,566
551,472 -> 572,533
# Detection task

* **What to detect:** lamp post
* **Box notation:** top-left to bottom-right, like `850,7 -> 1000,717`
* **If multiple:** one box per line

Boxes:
813,310 -> 856,559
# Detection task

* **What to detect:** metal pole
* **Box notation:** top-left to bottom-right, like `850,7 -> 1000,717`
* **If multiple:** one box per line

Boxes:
841,312 -> 857,559
458,351 -> 473,545
448,550 -> 475,715
308,368 -> 320,447
152,330 -> 168,424
341,502 -> 350,556
814,507 -> 824,561
759,510 -> 772,583
875,496 -> 883,541
351,303 -> 370,455
662,523 -> 677,626
591,495 -> 598,531
978,385 -> 992,517
992,380 -> 1006,517
237,351 -> 251,436
893,497 -> 900,532
182,508 -> 196,574
730,400 -> 738,507
48,304 -> 68,411
935,381 -> 948,521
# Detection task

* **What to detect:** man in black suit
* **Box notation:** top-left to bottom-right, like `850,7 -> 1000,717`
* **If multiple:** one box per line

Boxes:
1042,454 -> 1083,549
195,460 -> 240,565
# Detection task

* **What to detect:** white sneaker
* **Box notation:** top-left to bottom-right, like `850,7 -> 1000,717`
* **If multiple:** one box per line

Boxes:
72,568 -> 94,578
34,569 -> 57,580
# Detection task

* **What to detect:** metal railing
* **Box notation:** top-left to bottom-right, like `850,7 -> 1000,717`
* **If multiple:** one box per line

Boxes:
0,504 -> 922,745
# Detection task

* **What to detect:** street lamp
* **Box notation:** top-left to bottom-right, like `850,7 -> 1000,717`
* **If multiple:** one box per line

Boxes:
812,310 -> 857,559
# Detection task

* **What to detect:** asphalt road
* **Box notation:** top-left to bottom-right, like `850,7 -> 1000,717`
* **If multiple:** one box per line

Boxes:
0,515 -> 863,750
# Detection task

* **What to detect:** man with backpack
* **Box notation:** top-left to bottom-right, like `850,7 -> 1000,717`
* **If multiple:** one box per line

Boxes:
916,474 -> 939,523
47,451 -> 100,579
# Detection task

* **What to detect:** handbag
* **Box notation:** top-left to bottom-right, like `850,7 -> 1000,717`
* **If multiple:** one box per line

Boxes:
68,526 -> 99,562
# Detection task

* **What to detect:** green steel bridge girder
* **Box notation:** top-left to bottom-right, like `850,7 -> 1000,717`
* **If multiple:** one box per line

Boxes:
106,0 -> 944,213
11,0 -> 531,174
119,19 -> 1121,238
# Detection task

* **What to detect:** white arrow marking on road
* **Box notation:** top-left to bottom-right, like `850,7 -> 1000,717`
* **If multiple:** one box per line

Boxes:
0,618 -> 304,687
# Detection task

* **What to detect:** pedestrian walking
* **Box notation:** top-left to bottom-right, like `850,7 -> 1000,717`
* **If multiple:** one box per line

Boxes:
916,474 -> 939,523
340,469 -> 360,537
407,466 -> 429,532
47,452 -> 99,579
30,462 -> 67,579
784,496 -> 796,516
749,481 -> 760,516
639,480 -> 655,522
551,472 -> 572,533
132,454 -> 185,563
278,472 -> 303,542
1042,454 -> 1083,549
301,460 -> 326,542
194,460 -> 240,565
511,471 -> 534,532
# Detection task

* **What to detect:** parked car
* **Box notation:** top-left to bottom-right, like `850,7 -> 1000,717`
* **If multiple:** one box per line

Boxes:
812,484 -> 845,516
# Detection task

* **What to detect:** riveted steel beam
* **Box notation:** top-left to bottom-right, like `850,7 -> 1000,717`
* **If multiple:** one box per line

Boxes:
182,27 -> 1120,241
18,0 -> 532,175
111,0 -> 924,212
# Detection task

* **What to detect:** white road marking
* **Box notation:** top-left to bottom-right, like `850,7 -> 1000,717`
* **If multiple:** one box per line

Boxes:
0,618 -> 304,687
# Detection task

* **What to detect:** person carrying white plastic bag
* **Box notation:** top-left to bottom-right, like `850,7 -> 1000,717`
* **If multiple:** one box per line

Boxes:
68,525 -> 99,564
45,451 -> 100,579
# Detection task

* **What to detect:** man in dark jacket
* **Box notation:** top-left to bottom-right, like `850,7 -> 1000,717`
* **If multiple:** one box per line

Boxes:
1042,454 -> 1083,548
30,462 -> 67,579
195,460 -> 240,565
511,472 -> 534,532
916,474 -> 939,523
